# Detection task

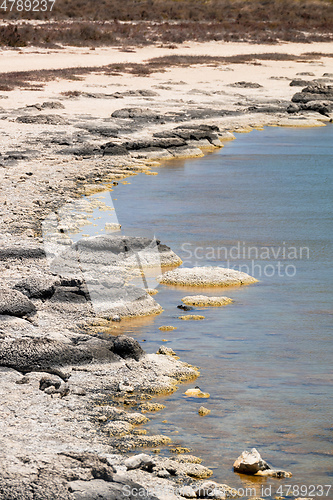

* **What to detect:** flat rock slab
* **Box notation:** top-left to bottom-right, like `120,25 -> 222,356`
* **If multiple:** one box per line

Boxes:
0,338 -> 92,376
182,295 -> 233,306
158,267 -> 258,287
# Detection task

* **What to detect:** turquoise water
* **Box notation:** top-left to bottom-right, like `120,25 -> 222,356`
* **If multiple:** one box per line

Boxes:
110,125 -> 333,497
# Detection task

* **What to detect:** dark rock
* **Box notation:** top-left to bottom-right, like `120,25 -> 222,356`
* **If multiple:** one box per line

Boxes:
171,127 -> 220,145
302,100 -> 331,116
102,144 -> 129,156
59,277 -> 84,287
41,101 -> 65,109
111,108 -> 161,120
0,338 -> 93,375
15,375 -> 30,384
287,103 -> 300,113
50,288 -> 87,304
289,79 -> 312,86
78,338 -> 120,363
4,152 -> 26,160
292,84 -> 333,103
51,135 -> 72,145
177,304 -> 193,311
123,137 -> 186,150
137,89 -> 159,97
13,276 -> 60,300
83,126 -> 119,137
73,147 -> 101,156
111,336 -> 144,361
0,246 -> 45,261
59,146 -> 101,156
62,452 -> 115,481
112,89 -> 159,98
229,81 -> 263,88
176,124 -> 220,132
248,105 -> 286,114
153,130 -> 178,139
303,83 -> 333,95
16,114 -> 67,125
0,287 -> 36,317
39,375 -> 62,391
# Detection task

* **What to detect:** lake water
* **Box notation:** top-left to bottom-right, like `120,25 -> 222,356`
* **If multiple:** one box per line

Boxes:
96,125 -> 333,497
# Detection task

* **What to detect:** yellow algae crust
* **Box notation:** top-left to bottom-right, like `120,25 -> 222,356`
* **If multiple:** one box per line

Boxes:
180,315 -> 205,320
184,388 -> 210,398
182,295 -> 233,307
198,406 -> 211,416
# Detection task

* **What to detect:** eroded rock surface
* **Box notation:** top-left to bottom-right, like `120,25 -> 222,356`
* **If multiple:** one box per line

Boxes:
0,287 -> 37,317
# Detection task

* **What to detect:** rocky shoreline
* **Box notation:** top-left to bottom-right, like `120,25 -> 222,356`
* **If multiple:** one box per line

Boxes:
1,41 -> 332,499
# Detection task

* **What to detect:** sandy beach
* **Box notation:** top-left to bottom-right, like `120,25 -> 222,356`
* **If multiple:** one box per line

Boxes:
0,38 -> 332,499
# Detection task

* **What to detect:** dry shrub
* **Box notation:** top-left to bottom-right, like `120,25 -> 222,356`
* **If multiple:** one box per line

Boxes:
0,0 -> 332,46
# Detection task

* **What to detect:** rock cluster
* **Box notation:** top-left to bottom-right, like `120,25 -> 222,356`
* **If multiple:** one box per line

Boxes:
290,84 -> 333,117
70,124 -> 225,159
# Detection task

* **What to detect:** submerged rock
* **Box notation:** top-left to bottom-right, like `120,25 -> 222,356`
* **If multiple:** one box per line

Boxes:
177,304 -> 193,311
198,406 -> 211,416
157,346 -> 177,357
182,295 -> 233,307
158,267 -> 257,287
184,387 -> 210,398
179,315 -> 205,320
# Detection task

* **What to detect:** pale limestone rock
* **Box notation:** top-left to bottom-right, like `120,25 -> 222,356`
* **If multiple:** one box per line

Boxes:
182,295 -> 233,307
158,267 -> 257,287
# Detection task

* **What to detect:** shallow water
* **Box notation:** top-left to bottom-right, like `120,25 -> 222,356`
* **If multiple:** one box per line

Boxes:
95,126 -> 333,497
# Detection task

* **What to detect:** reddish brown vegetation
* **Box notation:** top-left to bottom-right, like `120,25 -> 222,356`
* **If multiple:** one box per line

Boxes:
0,52 -> 331,91
0,0 -> 332,47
